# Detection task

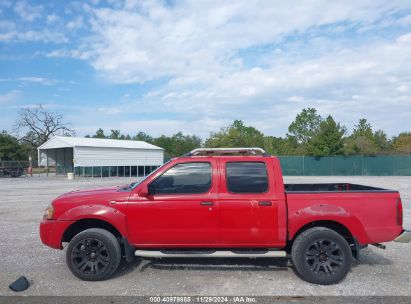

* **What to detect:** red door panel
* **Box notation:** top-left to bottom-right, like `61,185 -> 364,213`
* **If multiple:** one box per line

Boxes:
218,158 -> 281,247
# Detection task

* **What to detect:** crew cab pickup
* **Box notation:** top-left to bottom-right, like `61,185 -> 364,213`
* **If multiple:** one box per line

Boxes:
40,148 -> 410,285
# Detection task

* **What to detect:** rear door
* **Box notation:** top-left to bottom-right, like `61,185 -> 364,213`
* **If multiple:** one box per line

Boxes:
218,158 -> 281,247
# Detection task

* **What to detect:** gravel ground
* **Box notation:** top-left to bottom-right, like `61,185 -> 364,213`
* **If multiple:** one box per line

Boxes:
0,175 -> 410,296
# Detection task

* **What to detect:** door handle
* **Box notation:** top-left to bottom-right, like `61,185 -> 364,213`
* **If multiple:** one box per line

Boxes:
109,200 -> 117,205
258,201 -> 272,206
200,201 -> 214,206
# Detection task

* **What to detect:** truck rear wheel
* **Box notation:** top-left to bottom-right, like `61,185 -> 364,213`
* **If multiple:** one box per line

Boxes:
291,227 -> 352,285
66,228 -> 121,281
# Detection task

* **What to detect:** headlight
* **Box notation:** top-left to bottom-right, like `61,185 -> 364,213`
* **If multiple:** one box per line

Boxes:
43,205 -> 54,220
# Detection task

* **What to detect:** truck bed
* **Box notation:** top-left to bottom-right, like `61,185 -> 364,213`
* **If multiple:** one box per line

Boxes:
285,183 -> 396,193
285,182 -> 402,244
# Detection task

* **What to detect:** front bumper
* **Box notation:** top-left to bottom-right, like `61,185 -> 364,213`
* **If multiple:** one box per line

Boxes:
394,230 -> 411,243
39,219 -> 74,249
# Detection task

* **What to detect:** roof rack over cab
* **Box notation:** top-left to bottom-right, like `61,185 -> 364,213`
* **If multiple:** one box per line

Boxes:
184,147 -> 269,156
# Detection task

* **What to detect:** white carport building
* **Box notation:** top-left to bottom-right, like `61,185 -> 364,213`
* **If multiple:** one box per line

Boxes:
38,136 -> 164,177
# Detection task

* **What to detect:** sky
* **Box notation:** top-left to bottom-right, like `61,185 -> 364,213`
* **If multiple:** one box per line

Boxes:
1,0 -> 411,139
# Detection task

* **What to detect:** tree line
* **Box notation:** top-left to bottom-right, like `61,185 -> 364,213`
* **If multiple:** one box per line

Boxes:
1,106 -> 410,162
85,108 -> 411,158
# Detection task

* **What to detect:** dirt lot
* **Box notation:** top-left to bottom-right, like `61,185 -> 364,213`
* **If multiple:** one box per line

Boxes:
0,176 -> 410,296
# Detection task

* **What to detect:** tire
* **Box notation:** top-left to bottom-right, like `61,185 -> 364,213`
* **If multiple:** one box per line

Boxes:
66,228 -> 121,281
291,227 -> 352,285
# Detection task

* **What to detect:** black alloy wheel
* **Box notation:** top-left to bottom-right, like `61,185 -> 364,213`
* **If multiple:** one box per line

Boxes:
66,228 -> 121,281
291,227 -> 352,285
304,239 -> 344,275
70,238 -> 111,276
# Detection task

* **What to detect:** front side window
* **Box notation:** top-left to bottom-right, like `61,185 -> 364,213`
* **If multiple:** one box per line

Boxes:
148,162 -> 212,195
226,162 -> 268,193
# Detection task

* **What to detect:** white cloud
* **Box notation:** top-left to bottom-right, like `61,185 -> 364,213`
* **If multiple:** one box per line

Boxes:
51,1 -> 411,136
46,48 -> 92,59
396,85 -> 410,92
398,14 -> 411,26
18,30 -> 67,43
0,90 -> 21,105
396,32 -> 411,44
0,3 -> 66,44
17,76 -> 57,85
97,106 -> 123,115
128,33 -> 411,136
66,16 -> 84,31
0,20 -> 15,31
0,76 -> 57,85
0,29 -> 67,43
14,1 -> 42,22
77,1 -> 410,82
47,14 -> 59,24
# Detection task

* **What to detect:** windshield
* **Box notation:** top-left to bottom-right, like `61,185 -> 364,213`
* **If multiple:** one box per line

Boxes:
129,161 -> 171,189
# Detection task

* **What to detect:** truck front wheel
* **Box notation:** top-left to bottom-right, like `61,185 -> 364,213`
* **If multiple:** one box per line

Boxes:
291,227 -> 352,285
66,228 -> 121,281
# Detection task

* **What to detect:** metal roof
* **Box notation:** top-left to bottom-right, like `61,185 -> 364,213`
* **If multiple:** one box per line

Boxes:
38,136 -> 163,150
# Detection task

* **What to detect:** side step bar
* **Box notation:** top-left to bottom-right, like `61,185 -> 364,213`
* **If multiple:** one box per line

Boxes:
134,250 -> 287,258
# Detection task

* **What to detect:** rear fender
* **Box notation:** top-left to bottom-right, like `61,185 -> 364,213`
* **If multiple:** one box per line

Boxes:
288,204 -> 368,244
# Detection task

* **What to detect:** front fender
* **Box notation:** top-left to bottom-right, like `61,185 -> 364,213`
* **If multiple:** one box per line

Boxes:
59,204 -> 129,238
288,204 -> 368,244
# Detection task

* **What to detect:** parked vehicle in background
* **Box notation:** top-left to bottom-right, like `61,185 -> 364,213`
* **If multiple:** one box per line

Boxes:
0,161 -> 27,177
40,148 -> 410,285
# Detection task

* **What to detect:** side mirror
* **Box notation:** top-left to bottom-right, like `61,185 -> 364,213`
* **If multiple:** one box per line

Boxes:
139,185 -> 149,197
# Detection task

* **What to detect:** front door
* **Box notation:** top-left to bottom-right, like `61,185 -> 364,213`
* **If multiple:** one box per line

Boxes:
218,158 -> 280,247
126,160 -> 219,247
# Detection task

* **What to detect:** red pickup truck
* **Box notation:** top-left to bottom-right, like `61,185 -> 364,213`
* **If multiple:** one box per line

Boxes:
40,148 -> 410,285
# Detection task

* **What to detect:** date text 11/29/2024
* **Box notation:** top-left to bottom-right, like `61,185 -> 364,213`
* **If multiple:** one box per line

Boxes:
149,296 -> 256,303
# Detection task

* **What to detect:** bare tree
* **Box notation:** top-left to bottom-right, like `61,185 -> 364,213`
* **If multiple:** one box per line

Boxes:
15,104 -> 75,150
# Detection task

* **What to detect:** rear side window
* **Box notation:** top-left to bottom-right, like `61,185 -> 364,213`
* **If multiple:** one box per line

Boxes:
149,162 -> 212,195
226,162 -> 268,193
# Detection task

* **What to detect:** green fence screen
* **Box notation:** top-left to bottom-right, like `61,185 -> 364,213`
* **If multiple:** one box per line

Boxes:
278,155 -> 411,176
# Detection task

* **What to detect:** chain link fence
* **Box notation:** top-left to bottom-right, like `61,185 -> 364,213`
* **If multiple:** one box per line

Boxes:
278,155 -> 411,176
